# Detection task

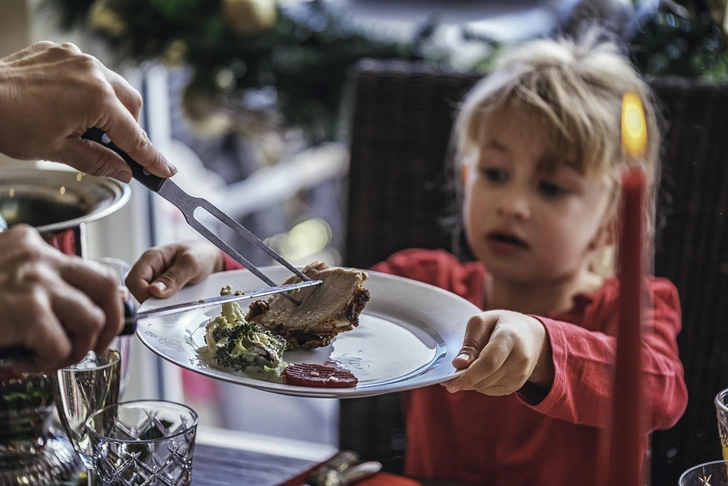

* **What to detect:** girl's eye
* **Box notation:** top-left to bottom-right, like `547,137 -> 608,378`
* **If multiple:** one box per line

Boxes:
539,181 -> 568,197
481,168 -> 507,182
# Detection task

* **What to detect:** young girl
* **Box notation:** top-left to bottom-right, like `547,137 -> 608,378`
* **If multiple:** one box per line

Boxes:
126,31 -> 688,485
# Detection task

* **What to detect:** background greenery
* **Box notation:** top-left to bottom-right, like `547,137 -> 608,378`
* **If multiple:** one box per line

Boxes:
41,0 -> 728,142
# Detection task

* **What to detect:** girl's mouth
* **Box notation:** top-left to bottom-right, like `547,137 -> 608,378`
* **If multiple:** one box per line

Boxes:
486,231 -> 530,249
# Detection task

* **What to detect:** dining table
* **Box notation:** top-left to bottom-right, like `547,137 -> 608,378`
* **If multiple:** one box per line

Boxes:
190,426 -> 466,486
190,442 -> 314,485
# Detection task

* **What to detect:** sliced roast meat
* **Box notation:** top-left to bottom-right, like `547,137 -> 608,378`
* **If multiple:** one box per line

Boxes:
245,262 -> 370,350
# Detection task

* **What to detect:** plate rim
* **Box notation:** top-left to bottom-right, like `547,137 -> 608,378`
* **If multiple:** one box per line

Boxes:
136,266 -> 479,398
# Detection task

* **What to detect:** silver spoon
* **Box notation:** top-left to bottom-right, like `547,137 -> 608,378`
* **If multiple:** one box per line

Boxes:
306,461 -> 383,486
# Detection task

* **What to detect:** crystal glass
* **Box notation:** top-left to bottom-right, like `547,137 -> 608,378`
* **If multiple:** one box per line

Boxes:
679,460 -> 728,485
84,400 -> 198,486
90,257 -> 133,394
51,257 -> 132,483
716,389 -> 728,461
52,349 -> 121,469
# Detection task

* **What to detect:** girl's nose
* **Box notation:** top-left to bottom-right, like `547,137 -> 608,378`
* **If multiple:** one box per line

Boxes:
497,188 -> 531,220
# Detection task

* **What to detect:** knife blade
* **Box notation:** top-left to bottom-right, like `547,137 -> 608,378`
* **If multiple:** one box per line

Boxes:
0,279 -> 321,362
133,278 -> 322,323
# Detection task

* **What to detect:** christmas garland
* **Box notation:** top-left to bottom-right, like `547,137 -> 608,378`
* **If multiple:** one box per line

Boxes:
630,0 -> 728,81
40,0 -> 728,143
40,0 -> 457,143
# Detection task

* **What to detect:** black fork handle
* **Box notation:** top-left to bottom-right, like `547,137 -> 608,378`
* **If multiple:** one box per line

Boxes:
82,128 -> 166,192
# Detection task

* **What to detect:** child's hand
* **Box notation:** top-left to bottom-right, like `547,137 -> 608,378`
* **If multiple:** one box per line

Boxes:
125,241 -> 223,303
444,310 -> 554,396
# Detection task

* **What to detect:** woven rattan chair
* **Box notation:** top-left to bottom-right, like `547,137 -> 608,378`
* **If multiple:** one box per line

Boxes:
340,59 -> 728,484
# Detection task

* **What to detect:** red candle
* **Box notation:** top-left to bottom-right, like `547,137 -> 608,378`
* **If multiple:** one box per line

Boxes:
606,167 -> 646,486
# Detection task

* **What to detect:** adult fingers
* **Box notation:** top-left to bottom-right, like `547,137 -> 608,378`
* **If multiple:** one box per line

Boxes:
12,293 -> 72,373
50,280 -> 107,366
58,258 -> 123,354
98,98 -> 176,178
53,137 -> 132,181
0,41 -> 58,62
4,41 -> 82,67
103,67 -> 143,121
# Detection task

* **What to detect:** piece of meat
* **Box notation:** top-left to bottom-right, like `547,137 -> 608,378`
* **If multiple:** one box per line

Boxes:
245,262 -> 370,350
283,363 -> 358,388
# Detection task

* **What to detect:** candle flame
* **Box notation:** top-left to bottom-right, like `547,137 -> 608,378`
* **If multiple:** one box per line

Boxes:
9,189 -> 14,198
60,186 -> 66,195
621,92 -> 647,159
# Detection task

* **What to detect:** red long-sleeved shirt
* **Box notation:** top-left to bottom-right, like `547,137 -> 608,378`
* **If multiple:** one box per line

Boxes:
372,249 -> 687,485
222,249 -> 687,485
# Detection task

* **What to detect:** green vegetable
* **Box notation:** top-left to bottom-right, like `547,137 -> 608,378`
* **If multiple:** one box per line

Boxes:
199,285 -> 287,379
200,285 -> 247,354
214,323 -> 287,377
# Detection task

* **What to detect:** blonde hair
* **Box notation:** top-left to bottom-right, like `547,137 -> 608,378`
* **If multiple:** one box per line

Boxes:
454,29 -> 662,276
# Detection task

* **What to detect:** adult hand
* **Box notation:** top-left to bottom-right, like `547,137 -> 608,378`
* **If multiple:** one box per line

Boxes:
0,41 -> 177,182
125,241 -> 223,303
444,310 -> 554,396
0,225 -> 124,373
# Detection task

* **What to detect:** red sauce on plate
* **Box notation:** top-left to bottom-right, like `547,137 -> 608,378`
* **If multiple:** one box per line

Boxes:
283,363 -> 358,388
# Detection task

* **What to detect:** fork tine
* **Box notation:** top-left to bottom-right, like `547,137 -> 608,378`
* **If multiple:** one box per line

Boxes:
184,217 -> 302,306
199,199 -> 311,281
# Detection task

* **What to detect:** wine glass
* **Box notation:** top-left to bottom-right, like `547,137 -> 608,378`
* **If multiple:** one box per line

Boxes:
90,257 -> 134,394
52,257 -> 133,484
52,349 -> 122,472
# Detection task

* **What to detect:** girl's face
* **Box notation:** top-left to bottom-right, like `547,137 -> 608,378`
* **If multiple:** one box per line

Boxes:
463,109 -> 613,285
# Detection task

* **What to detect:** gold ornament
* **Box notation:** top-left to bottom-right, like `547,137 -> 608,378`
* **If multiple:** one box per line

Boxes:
87,0 -> 126,38
705,0 -> 728,38
215,68 -> 236,93
222,0 -> 278,36
181,83 -> 232,138
162,39 -> 188,67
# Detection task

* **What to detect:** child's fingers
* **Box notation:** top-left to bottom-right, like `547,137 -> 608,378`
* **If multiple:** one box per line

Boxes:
448,326 -> 512,393
125,248 -> 168,302
148,253 -> 202,299
453,313 -> 499,369
470,354 -> 527,397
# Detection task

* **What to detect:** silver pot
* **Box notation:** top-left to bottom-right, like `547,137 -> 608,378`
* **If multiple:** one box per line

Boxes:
0,168 -> 130,485
0,168 -> 130,257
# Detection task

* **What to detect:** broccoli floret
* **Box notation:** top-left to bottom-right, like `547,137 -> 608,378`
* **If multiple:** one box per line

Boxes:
201,285 -> 248,354
197,285 -> 287,378
218,285 -> 247,324
214,323 -> 287,377
211,326 -> 233,344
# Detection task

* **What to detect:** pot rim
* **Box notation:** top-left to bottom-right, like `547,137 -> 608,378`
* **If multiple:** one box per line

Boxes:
0,168 -> 131,233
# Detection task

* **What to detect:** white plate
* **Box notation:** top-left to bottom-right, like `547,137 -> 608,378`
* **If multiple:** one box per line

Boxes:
136,266 -> 480,398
